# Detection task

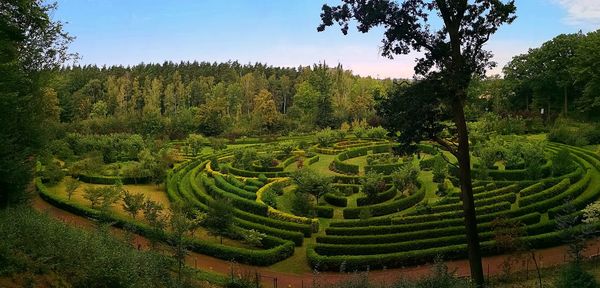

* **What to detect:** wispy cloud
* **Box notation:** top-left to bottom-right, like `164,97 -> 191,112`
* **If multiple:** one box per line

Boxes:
553,0 -> 600,27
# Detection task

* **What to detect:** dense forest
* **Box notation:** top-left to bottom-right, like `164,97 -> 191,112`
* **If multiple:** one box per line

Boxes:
48,62 -> 393,138
42,28 -> 600,142
472,29 -> 600,119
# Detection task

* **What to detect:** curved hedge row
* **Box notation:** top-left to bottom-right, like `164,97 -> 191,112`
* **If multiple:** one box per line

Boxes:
518,178 -> 571,207
356,185 -> 397,206
324,193 -> 348,207
227,165 -> 290,178
73,173 -> 151,185
213,174 -> 257,200
343,189 -> 425,219
36,178 -> 295,266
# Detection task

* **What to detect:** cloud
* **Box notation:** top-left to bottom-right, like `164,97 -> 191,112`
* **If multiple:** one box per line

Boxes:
554,0 -> 600,26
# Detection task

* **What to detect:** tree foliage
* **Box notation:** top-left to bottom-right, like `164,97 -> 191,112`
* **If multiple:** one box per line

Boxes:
0,0 -> 74,206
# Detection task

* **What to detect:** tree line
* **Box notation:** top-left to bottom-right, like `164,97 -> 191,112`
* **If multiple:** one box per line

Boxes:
48,62 -> 394,137
470,29 -> 600,120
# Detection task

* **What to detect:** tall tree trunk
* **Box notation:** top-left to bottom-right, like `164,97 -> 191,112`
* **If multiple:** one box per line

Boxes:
452,96 -> 485,287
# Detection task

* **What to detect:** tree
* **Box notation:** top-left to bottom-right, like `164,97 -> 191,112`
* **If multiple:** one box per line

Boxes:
142,198 -> 166,248
432,156 -> 448,183
83,187 -> 104,209
391,161 -> 420,194
0,0 -> 74,206
168,205 -> 201,285
204,197 -> 234,244
122,190 -> 146,219
319,1 -> 516,285
253,89 -> 282,134
291,168 -> 332,205
65,177 -> 81,200
99,183 -> 123,212
185,134 -> 206,156
504,33 -> 583,116
572,30 -> 600,117
361,171 -> 386,201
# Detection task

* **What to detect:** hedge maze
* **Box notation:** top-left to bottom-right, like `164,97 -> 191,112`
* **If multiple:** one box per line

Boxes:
37,135 -> 600,271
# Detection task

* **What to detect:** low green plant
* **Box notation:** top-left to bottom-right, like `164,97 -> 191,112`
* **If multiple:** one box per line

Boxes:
551,148 -> 576,176
432,156 -> 448,183
554,264 -> 598,288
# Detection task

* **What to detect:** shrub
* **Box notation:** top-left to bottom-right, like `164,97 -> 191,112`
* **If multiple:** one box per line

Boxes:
365,126 -> 388,139
40,160 -> 65,185
291,168 -> 332,205
185,133 -> 207,156
209,137 -> 227,151
391,161 -> 420,194
432,156 -> 448,183
343,189 -> 425,219
361,171 -> 387,200
582,201 -> 600,224
233,148 -> 257,170
476,145 -> 498,170
47,139 -> 74,160
262,188 -> 278,208
554,264 -> 598,288
518,178 -> 570,207
278,140 -> 296,155
315,128 -> 336,147
522,140 -> 546,179
291,192 -> 313,217
552,149 -> 576,176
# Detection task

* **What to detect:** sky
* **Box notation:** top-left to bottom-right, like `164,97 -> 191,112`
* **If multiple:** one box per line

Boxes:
52,0 -> 600,79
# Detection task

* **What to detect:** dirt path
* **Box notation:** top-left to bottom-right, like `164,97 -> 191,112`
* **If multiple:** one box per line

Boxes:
32,196 -> 600,288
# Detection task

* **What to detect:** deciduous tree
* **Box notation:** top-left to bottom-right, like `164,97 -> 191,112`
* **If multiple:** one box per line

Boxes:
319,1 -> 516,285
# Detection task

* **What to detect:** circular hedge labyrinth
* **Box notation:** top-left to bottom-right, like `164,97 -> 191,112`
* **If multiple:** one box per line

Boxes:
37,136 -> 600,272
161,137 -> 600,271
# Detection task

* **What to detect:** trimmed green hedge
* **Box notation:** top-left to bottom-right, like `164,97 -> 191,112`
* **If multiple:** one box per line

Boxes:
356,185 -> 397,206
202,175 -> 269,216
307,154 -> 320,165
213,174 -> 257,200
74,173 -> 151,185
343,189 -> 425,219
519,182 -> 545,197
332,183 -> 360,194
364,162 -> 404,174
316,206 -> 334,218
227,165 -> 290,178
36,178 -> 295,266
518,178 -> 571,207
323,193 -> 348,207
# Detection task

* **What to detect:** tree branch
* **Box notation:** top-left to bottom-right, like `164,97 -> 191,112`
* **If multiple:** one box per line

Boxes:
431,135 -> 458,157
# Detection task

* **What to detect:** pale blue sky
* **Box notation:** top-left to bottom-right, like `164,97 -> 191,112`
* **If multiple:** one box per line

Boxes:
53,0 -> 600,78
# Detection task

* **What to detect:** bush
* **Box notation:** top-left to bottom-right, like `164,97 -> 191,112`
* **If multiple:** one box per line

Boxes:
432,156 -> 448,183
47,139 -> 74,160
549,118 -> 600,146
40,160 -> 65,185
0,207 -> 174,287
365,126 -> 388,139
360,171 -> 387,200
554,264 -> 598,288
315,128 -> 336,147
262,188 -> 278,208
552,148 -> 576,176
65,133 -> 146,163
